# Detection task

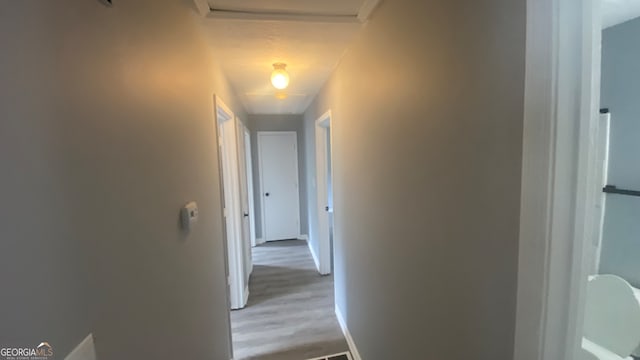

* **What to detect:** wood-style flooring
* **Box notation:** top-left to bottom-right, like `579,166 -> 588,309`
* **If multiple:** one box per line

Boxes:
230,240 -> 349,360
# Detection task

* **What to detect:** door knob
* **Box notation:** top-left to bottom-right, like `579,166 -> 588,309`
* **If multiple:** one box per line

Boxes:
325,206 -> 329,212
265,192 -> 270,197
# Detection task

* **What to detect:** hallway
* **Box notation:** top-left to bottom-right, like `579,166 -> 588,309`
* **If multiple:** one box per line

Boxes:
230,240 -> 349,360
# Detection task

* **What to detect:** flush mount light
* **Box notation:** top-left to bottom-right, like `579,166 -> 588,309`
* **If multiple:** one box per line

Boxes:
271,63 -> 290,90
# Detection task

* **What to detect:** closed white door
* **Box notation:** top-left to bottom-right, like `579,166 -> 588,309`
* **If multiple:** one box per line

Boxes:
258,132 -> 300,241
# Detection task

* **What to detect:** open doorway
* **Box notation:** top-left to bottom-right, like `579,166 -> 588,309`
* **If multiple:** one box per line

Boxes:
580,6 -> 640,360
515,1 -> 640,359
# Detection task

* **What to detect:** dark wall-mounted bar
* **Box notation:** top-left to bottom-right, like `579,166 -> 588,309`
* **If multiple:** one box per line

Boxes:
603,185 -> 640,197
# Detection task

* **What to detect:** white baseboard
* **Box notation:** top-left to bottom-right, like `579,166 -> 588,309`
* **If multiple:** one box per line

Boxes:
298,234 -> 309,241
307,240 -> 321,273
256,238 -> 265,245
65,334 -> 96,360
335,306 -> 362,360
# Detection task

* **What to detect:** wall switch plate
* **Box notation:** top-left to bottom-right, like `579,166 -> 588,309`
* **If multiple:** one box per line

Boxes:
181,201 -> 198,230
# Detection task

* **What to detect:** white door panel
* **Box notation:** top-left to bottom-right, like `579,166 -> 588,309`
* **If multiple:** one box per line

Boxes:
315,112 -> 332,275
236,119 -> 253,282
258,132 -> 300,241
592,112 -> 611,273
214,96 -> 248,310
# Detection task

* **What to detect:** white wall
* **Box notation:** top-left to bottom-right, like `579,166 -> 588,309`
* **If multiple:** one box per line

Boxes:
303,0 -> 525,358
0,1 -> 244,358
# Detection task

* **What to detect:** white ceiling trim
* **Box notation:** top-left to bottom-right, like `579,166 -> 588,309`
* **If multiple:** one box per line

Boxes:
195,0 -> 382,23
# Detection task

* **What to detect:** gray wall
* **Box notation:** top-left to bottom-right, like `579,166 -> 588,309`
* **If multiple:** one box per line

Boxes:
0,1 -> 244,359
248,114 -> 308,240
599,18 -> 640,287
303,0 -> 525,358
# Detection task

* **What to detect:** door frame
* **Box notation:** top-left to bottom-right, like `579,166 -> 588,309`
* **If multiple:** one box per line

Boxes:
256,131 -> 301,242
514,0 -> 602,359
315,110 -> 333,275
214,95 -> 248,310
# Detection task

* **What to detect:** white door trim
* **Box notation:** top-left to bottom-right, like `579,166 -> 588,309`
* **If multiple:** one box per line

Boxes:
514,1 -> 601,359
214,95 -> 248,311
315,110 -> 333,275
256,131 -> 301,242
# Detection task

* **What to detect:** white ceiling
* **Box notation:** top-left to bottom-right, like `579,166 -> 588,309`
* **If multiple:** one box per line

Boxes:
201,0 -> 369,114
602,0 -> 640,28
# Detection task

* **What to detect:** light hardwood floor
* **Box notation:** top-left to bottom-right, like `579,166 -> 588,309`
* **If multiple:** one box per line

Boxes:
230,240 -> 349,360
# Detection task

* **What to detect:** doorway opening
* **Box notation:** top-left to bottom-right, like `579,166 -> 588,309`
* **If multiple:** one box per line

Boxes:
515,1 -> 640,359
579,6 -> 640,360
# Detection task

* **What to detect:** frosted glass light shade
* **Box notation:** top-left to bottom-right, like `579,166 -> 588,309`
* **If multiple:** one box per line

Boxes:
271,63 -> 289,90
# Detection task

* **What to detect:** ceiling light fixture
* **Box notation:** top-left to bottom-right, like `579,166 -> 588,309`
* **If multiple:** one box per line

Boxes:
271,63 -> 290,90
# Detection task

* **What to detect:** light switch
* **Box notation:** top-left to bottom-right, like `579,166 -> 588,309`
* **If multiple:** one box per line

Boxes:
181,201 -> 198,230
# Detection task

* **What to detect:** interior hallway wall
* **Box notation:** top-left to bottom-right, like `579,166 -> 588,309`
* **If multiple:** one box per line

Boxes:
599,17 -> 640,287
303,0 -> 525,358
248,114 -> 308,240
0,1 -> 245,359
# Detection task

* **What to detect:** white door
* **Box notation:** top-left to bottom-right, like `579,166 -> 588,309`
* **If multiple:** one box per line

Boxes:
236,119 -> 253,282
315,112 -> 333,275
258,132 -> 300,241
244,129 -> 257,248
215,97 -> 248,310
592,111 -> 611,273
